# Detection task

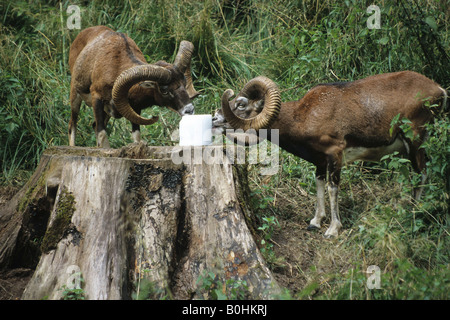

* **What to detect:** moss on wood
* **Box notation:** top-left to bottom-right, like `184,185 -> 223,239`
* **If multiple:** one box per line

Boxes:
40,187 -> 76,253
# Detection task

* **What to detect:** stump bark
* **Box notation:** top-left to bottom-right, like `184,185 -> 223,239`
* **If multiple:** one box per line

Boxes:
0,144 -> 280,300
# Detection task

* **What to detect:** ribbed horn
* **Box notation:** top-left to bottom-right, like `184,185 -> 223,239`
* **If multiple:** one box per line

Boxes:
221,76 -> 281,131
174,40 -> 200,99
112,65 -> 171,125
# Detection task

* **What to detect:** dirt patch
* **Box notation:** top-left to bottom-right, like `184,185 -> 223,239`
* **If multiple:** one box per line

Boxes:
0,268 -> 33,300
259,173 -> 361,298
269,212 -> 365,300
271,218 -> 319,295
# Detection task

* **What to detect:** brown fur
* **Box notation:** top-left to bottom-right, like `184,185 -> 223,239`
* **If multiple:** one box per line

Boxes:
273,71 -> 445,179
68,26 -> 193,147
215,71 -> 446,236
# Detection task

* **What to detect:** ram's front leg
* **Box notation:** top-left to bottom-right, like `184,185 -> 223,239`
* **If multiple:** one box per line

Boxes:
308,167 -> 327,231
93,96 -> 110,148
69,86 -> 82,147
131,122 -> 141,143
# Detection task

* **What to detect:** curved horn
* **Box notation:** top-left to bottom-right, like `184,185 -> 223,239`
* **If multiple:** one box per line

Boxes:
174,40 -> 200,99
112,65 -> 171,125
221,76 -> 281,131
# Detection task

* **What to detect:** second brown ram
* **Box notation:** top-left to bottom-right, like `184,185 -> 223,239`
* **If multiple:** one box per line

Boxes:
68,26 -> 199,148
214,71 -> 447,238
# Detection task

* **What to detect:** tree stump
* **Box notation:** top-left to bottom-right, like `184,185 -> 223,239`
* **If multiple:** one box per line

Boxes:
0,143 -> 280,300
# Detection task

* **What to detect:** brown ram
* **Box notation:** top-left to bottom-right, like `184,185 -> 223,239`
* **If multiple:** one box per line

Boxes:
214,71 -> 447,237
68,26 -> 199,148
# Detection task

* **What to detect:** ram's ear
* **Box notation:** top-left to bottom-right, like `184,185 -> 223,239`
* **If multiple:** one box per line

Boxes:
139,81 -> 157,89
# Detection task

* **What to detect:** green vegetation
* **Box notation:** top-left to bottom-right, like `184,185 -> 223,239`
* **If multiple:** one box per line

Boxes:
1,0 -> 448,299
59,285 -> 85,300
197,269 -> 248,300
132,278 -> 172,300
59,276 -> 85,300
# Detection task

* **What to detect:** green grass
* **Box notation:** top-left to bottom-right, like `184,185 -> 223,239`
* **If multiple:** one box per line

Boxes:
0,0 -> 448,299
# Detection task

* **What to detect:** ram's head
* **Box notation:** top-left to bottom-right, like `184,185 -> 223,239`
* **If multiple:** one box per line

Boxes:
112,41 -> 200,125
212,76 -> 281,133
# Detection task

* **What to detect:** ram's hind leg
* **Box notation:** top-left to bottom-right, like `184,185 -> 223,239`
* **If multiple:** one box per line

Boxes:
410,141 -> 428,200
324,152 -> 343,238
325,182 -> 342,238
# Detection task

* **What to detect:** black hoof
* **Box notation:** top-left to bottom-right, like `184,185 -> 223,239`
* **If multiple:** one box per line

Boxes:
307,224 -> 320,231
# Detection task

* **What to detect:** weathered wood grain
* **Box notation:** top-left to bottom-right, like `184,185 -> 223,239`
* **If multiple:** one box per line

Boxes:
0,144 -> 279,300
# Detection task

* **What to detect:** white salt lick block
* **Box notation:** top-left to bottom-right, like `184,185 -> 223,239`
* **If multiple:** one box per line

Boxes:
179,114 -> 212,146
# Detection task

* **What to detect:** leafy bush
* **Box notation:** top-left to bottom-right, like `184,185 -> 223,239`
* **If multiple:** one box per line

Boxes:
0,0 -> 448,300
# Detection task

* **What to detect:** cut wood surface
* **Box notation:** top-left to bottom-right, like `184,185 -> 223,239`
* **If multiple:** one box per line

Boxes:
0,143 -> 280,300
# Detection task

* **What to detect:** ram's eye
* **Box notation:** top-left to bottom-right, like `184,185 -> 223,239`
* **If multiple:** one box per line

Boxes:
235,97 -> 248,111
160,86 -> 169,95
